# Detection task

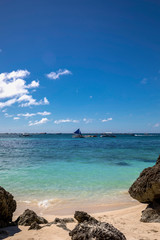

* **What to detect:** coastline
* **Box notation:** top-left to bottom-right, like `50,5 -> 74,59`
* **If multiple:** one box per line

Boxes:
14,191 -> 137,216
4,203 -> 160,240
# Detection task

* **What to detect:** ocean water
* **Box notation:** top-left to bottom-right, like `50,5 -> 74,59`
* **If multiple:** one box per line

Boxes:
0,133 -> 159,212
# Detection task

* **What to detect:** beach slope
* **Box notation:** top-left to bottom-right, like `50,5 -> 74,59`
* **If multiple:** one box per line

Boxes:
3,204 -> 160,240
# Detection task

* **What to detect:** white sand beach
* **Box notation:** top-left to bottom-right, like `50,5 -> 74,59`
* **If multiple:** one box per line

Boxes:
2,203 -> 160,240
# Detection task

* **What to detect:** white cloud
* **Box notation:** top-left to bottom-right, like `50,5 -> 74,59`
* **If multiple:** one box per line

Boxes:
54,119 -> 79,124
83,118 -> 93,124
154,123 -> 159,127
44,97 -> 49,105
18,95 -> 49,107
47,69 -> 72,80
17,111 -> 51,118
29,118 -> 49,126
0,69 -> 49,108
2,109 -> 7,112
4,113 -> 13,118
17,113 -> 36,118
102,118 -> 113,122
141,78 -> 147,84
0,98 -> 17,108
0,70 -> 30,83
37,111 -> 51,116
0,78 -> 28,99
89,96 -> 93,99
27,80 -> 39,88
13,117 -> 20,120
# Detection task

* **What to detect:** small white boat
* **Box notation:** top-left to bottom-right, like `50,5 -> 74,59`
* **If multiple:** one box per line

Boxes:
100,132 -> 116,138
20,133 -> 32,137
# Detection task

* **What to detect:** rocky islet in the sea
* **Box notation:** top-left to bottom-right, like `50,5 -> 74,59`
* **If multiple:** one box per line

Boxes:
129,155 -> 160,222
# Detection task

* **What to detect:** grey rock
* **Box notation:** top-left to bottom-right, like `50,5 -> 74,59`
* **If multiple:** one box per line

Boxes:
0,186 -> 16,228
74,211 -> 98,224
28,221 -> 42,230
16,209 -> 48,226
53,217 -> 74,232
56,223 -> 70,231
53,217 -> 74,224
140,200 -> 160,222
69,211 -> 126,240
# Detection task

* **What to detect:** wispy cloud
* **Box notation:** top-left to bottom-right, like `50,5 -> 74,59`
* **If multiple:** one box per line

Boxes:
18,112 -> 36,118
101,117 -> 112,122
54,119 -> 79,124
37,111 -> 51,116
141,78 -> 147,84
29,118 -> 49,126
0,69 -> 49,108
83,118 -> 93,124
0,49 -> 2,53
4,113 -> 13,118
13,117 -> 20,120
18,95 -> 49,107
0,98 -> 17,108
17,111 -> 51,118
47,69 -> 72,80
154,123 -> 159,127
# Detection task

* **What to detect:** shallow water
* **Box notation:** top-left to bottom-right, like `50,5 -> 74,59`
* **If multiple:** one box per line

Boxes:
0,133 -> 159,212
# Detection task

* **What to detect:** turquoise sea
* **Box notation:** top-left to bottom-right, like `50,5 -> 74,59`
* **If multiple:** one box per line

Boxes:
0,133 -> 159,213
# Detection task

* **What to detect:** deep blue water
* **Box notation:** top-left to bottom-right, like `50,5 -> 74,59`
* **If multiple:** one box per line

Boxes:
0,133 -> 159,206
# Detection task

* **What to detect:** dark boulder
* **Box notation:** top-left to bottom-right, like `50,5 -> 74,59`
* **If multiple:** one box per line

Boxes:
74,211 -> 98,223
16,209 -> 48,226
0,186 -> 16,228
140,199 -> 160,223
28,221 -> 42,230
129,155 -> 160,203
69,211 -> 126,240
129,155 -> 160,222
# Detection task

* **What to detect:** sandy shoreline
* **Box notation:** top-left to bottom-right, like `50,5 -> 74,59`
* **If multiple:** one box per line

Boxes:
2,203 -> 160,240
14,195 -> 138,216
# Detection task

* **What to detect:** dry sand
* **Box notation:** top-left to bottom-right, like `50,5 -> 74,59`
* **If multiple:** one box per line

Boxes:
2,203 -> 160,240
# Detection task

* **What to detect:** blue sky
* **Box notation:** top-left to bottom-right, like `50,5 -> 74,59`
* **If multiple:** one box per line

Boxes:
0,0 -> 160,133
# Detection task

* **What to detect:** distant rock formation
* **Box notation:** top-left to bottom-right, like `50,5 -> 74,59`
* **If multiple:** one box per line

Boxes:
0,186 -> 16,228
16,209 -> 48,227
69,211 -> 126,240
129,155 -> 160,222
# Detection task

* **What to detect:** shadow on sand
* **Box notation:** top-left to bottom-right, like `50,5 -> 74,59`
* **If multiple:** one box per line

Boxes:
0,226 -> 21,240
